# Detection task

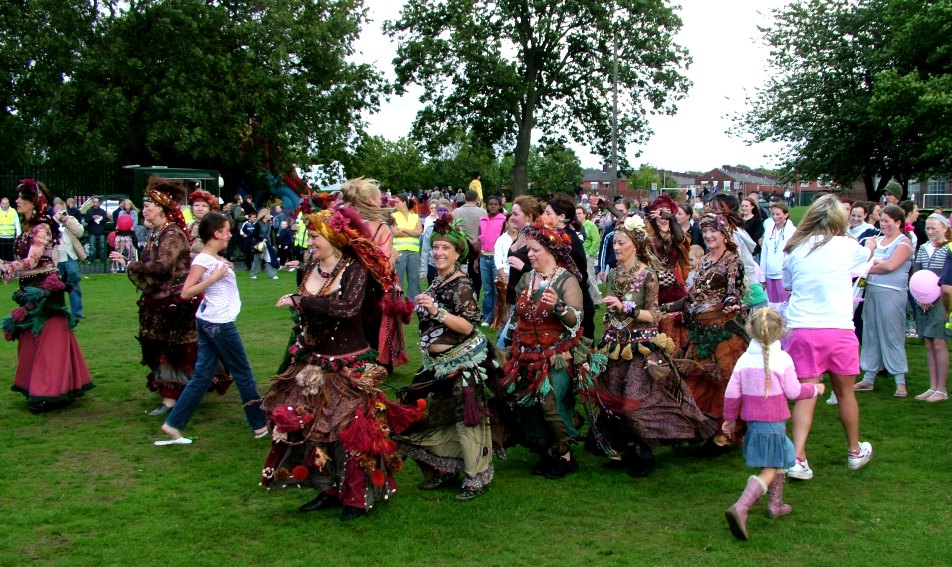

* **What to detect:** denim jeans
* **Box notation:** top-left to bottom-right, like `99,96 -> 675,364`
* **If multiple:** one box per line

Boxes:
166,320 -> 266,431
56,259 -> 83,317
395,250 -> 421,299
479,255 -> 497,323
88,234 -> 106,262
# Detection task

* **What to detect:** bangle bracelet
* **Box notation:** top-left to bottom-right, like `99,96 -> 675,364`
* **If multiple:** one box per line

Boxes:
435,308 -> 448,323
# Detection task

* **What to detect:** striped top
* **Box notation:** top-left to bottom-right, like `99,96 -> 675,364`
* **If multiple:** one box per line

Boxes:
913,241 -> 950,276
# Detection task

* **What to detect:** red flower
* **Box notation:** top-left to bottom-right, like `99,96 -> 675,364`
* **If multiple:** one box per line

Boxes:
370,468 -> 386,488
328,212 -> 348,232
10,308 -> 26,322
3,331 -> 13,341
291,465 -> 310,481
416,398 -> 427,411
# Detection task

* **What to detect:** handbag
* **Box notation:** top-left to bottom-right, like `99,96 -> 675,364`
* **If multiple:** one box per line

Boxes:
254,241 -> 266,253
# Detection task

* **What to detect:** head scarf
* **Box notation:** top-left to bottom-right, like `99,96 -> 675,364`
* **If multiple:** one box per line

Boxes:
524,220 -> 582,281
430,212 -> 470,259
647,194 -> 679,215
698,213 -> 735,240
17,179 -> 50,216
306,207 -> 395,292
188,189 -> 215,209
145,177 -> 187,231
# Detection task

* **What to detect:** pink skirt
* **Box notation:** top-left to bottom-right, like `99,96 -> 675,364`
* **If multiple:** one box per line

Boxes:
765,278 -> 791,303
785,328 -> 859,379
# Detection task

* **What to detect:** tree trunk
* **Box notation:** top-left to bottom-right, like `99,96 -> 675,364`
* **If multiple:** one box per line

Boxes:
510,78 -> 539,197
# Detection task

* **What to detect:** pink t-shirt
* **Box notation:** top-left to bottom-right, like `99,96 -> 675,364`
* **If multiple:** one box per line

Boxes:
194,252 -> 241,323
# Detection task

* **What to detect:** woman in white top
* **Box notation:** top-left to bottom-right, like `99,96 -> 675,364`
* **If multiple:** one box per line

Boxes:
491,215 -> 518,329
853,205 -> 914,397
759,202 -> 795,303
782,195 -> 874,480
157,212 -> 268,444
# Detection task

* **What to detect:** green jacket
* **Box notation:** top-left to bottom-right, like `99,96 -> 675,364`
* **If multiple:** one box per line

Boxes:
582,219 -> 600,257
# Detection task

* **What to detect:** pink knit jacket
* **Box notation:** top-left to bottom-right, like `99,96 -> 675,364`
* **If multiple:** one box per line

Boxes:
723,340 -> 819,422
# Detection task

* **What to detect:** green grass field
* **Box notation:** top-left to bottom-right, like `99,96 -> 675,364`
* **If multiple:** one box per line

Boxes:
0,268 -> 949,567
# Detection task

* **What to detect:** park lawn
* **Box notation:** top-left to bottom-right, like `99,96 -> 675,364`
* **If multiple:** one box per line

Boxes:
0,273 -> 949,567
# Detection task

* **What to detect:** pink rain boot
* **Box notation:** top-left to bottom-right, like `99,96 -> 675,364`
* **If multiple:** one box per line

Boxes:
765,474 -> 792,518
725,476 -> 767,540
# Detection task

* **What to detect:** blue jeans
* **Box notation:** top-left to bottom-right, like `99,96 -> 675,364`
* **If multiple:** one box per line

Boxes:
57,259 -> 83,317
166,320 -> 266,432
395,250 -> 421,299
479,255 -> 497,323
88,234 -> 106,262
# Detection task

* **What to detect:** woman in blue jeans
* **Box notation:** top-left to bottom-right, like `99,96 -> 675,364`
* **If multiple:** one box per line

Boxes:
156,212 -> 268,445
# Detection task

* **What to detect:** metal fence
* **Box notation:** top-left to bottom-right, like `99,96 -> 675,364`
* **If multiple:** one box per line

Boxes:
0,162 -> 118,200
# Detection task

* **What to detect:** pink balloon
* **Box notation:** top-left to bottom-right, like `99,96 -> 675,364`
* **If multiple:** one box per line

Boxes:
910,270 -> 940,304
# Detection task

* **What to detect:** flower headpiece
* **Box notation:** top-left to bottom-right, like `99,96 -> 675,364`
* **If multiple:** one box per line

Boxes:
616,213 -> 648,241
524,220 -> 582,281
698,213 -> 734,238
307,206 -> 395,292
431,212 -> 470,258
145,177 -> 187,231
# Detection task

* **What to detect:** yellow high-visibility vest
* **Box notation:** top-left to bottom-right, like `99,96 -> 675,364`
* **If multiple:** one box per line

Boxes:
393,211 -> 421,252
294,213 -> 308,248
0,208 -> 17,237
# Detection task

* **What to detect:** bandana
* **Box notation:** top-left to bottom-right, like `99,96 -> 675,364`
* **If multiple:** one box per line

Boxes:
431,213 -> 470,258
524,220 -> 582,281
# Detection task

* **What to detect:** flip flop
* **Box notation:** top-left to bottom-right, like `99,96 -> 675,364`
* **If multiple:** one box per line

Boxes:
155,437 -> 194,446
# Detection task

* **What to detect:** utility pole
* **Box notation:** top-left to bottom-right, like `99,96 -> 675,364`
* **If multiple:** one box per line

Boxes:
610,3 -> 619,198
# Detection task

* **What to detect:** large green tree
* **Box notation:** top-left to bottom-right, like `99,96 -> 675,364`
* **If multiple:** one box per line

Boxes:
3,0 -> 382,191
386,0 -> 690,197
735,0 -> 952,200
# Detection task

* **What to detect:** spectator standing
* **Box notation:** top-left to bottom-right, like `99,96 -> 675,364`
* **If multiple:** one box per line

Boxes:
576,205 -> 602,306
66,197 -> 83,223
241,195 -> 257,217
477,196 -> 507,325
84,196 -> 108,262
912,214 -> 950,402
276,220 -> 293,267
52,200 -> 85,319
0,196 -> 22,261
226,194 -> 246,260
760,202 -> 796,303
468,172 -> 484,205
420,201 -> 451,284
453,190 -> 487,299
392,194 -> 423,299
240,212 -> 257,271
250,208 -> 279,280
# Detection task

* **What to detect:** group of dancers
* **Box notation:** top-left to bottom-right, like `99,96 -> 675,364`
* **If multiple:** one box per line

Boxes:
3,177 -> 874,537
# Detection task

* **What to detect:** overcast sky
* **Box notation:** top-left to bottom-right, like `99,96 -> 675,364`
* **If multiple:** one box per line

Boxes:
356,0 -> 790,173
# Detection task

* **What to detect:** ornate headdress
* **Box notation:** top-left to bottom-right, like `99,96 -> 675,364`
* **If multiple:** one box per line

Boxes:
430,213 -> 470,258
524,220 -> 582,281
307,207 -> 395,292
145,177 -> 187,231
698,213 -> 735,238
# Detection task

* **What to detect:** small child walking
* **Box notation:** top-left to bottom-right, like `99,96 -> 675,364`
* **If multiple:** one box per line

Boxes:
722,308 -> 824,540
156,212 -> 268,445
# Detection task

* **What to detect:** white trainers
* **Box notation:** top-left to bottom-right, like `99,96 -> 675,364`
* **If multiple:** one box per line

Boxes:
847,441 -> 873,470
271,275 -> 279,280
826,392 -> 838,406
787,458 -> 813,480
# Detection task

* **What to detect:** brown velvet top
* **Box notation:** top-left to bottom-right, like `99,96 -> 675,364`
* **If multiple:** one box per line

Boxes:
126,222 -> 191,300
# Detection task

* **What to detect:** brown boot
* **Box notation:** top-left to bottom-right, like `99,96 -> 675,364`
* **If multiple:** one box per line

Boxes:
765,474 -> 792,518
725,476 -> 767,540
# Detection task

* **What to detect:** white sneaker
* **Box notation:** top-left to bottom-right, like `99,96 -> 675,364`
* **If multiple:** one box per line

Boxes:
847,441 -> 873,470
250,276 -> 257,279
826,392 -> 838,405
272,275 -> 279,280
787,458 -> 813,480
